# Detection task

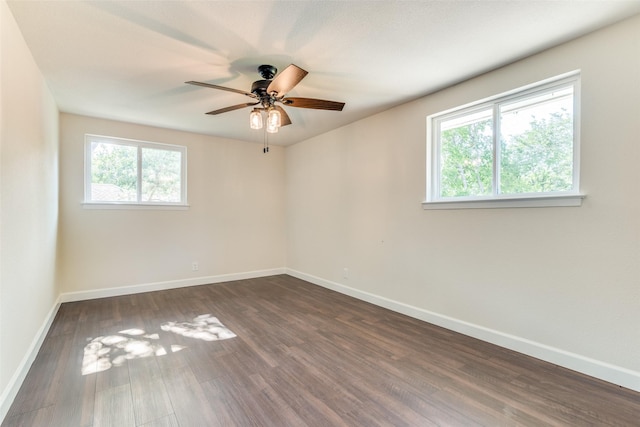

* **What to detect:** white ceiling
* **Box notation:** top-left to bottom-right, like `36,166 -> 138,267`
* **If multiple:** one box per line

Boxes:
8,0 -> 640,146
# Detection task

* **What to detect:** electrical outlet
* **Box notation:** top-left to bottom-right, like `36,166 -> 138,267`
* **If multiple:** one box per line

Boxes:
343,268 -> 349,279
192,262 -> 199,271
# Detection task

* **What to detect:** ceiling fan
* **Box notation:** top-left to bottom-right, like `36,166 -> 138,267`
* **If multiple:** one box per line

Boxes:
186,64 -> 345,133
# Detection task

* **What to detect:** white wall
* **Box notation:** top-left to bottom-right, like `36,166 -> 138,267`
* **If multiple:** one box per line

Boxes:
0,0 -> 59,414
58,114 -> 286,295
286,15 -> 640,389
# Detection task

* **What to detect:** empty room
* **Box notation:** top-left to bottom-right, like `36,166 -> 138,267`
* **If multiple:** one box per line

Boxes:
1,1 -> 639,426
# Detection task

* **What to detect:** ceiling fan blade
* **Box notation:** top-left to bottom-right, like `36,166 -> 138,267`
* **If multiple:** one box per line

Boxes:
275,105 -> 292,126
282,97 -> 345,111
267,64 -> 308,96
186,81 -> 256,98
206,102 -> 259,115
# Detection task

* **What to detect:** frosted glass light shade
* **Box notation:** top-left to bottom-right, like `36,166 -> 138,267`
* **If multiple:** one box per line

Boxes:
249,109 -> 263,129
266,108 -> 281,133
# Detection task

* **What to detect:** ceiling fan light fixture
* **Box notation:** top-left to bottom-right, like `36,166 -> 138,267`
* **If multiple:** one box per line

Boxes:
249,109 -> 263,129
187,64 -> 345,139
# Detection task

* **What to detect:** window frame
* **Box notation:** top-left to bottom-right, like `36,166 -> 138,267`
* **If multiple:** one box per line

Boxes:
84,134 -> 188,209
424,71 -> 585,210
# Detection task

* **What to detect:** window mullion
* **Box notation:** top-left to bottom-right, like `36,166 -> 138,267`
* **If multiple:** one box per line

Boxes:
432,119 -> 440,200
493,104 -> 500,196
137,146 -> 143,203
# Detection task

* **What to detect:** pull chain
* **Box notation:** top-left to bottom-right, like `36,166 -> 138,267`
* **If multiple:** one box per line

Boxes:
263,128 -> 269,153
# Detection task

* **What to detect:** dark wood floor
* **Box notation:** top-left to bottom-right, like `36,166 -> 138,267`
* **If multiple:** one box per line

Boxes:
3,275 -> 639,426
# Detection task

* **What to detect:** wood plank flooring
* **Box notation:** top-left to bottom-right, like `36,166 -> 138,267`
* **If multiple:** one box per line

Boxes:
3,275 -> 639,426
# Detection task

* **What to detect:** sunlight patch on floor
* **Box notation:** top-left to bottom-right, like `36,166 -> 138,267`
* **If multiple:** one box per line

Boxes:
161,314 -> 237,341
81,314 -> 235,375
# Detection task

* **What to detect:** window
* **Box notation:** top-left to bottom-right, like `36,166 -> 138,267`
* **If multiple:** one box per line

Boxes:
84,135 -> 187,207
425,72 -> 584,209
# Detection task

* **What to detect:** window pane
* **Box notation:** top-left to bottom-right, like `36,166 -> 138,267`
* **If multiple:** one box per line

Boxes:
439,109 -> 493,198
499,87 -> 574,195
141,147 -> 182,202
90,142 -> 137,201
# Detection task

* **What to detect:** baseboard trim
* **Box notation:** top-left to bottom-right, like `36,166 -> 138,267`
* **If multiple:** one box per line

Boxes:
60,268 -> 287,303
0,297 -> 62,423
286,268 -> 640,393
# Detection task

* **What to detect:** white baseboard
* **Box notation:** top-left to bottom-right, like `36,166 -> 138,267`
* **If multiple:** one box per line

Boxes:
0,297 -> 61,423
60,268 -> 287,302
286,268 -> 640,393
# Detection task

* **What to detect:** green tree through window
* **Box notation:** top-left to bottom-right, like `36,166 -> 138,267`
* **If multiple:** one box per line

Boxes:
429,75 -> 578,203
86,136 -> 186,205
142,147 -> 182,202
440,117 -> 493,197
500,109 -> 573,195
91,142 -> 137,201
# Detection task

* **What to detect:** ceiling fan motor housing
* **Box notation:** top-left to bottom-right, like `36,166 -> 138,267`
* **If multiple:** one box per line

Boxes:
251,79 -> 270,95
251,79 -> 274,108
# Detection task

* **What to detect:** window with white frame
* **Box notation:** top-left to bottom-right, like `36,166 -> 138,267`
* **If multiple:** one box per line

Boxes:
84,135 -> 187,206
425,72 -> 583,209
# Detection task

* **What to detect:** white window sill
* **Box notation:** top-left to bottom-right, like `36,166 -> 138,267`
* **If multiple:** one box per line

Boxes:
82,202 -> 190,210
422,194 -> 585,210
